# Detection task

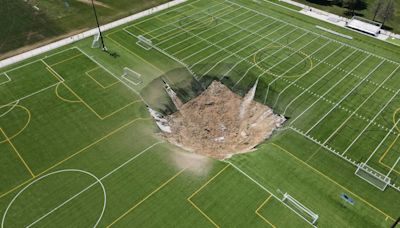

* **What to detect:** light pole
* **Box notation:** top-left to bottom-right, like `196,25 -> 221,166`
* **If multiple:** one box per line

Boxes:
91,0 -> 106,51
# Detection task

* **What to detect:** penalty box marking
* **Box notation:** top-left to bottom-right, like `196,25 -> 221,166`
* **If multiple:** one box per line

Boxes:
86,67 -> 120,89
255,195 -> 276,228
0,73 -> 11,86
106,168 -> 186,227
0,117 -> 151,200
272,142 -> 395,221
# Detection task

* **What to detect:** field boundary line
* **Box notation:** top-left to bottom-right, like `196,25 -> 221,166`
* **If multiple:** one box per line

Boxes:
197,23 -> 294,80
305,58 -> 385,134
127,2 -> 226,41
0,128 -> 35,178
174,11 -> 264,62
164,8 -> 251,53
228,0 -> 400,65
271,143 -> 395,221
0,72 -> 11,86
323,65 -> 400,145
0,117 -> 151,199
288,52 -> 368,124
226,161 -> 317,227
187,164 -> 231,228
24,141 -> 163,227
0,100 -> 19,117
255,195 -> 276,228
49,53 -> 84,67
86,67 -> 120,89
106,169 -> 186,227
0,105 -> 31,144
153,4 -> 238,44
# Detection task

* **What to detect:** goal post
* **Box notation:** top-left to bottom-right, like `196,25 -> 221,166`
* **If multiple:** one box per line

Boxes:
91,32 -> 101,49
282,193 -> 319,225
355,163 -> 390,191
122,67 -> 142,85
136,35 -> 153,50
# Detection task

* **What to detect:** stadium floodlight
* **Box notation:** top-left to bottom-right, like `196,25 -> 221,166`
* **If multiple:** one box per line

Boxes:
91,0 -> 106,51
355,163 -> 391,191
282,193 -> 319,225
136,35 -> 153,50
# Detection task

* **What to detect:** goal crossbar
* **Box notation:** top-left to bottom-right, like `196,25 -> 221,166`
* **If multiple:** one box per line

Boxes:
282,193 -> 319,225
355,163 -> 390,191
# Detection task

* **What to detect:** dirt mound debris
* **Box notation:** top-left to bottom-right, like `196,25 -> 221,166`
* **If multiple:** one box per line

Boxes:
151,80 -> 285,159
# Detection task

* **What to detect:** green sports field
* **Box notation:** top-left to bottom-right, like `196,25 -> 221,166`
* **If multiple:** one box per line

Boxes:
0,0 -> 400,227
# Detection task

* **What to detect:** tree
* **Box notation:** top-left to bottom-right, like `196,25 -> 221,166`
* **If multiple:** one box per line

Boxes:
371,0 -> 386,21
379,0 -> 396,27
342,0 -> 366,15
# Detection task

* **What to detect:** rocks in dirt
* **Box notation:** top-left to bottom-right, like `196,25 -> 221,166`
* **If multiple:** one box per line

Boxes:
151,80 -> 285,159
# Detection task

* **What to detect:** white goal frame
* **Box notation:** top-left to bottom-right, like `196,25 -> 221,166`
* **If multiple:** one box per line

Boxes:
136,35 -> 153,50
91,32 -> 101,49
355,163 -> 390,191
282,193 -> 319,225
122,67 -> 142,85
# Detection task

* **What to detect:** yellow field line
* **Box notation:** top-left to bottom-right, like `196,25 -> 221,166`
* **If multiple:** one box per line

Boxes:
377,108 -> 400,174
49,53 -> 83,67
85,67 -> 120,89
0,128 -> 35,178
0,117 -> 150,199
255,195 -> 276,228
271,143 -> 395,222
0,105 -> 31,144
107,169 -> 186,227
187,164 -> 231,228
55,83 -> 81,103
41,61 -> 64,82
252,45 -> 313,78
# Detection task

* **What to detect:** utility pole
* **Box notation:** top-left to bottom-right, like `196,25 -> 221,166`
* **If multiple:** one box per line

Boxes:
91,0 -> 106,51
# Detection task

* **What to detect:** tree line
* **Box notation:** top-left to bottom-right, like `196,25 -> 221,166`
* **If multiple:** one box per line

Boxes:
319,0 -> 396,27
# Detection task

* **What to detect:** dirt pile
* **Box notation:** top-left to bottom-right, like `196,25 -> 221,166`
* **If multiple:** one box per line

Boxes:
159,81 -> 285,159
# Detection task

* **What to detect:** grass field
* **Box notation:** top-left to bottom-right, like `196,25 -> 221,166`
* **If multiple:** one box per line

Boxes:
0,0 -> 400,227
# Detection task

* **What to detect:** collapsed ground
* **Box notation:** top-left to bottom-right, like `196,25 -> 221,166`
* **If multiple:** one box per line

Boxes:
152,80 -> 285,159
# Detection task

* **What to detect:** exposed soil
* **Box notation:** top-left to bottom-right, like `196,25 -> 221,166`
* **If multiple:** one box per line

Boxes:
160,81 -> 285,159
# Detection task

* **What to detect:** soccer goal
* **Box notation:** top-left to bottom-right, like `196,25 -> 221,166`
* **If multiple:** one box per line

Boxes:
136,35 -> 153,50
355,163 -> 390,191
91,32 -> 101,49
122,67 -> 142,85
282,193 -> 319,225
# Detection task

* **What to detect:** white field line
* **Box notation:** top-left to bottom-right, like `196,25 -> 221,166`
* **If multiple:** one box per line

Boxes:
168,11 -> 260,55
272,40 -> 333,107
139,2 -> 229,40
323,65 -> 400,145
386,156 -> 400,178
263,34 -> 319,101
230,30 -> 310,85
0,72 -> 11,86
131,0 -> 202,27
163,8 -> 250,51
342,88 -> 400,155
193,23 -> 294,79
180,13 -> 269,62
75,47 -> 145,100
305,58 -> 385,135
154,4 -> 239,44
227,0 -> 400,65
25,142 -> 163,227
363,117 -> 400,165
202,5 -> 399,96
282,49 -> 357,116
0,100 -> 19,117
227,161 -> 317,228
125,0 -> 224,38
289,53 -> 370,125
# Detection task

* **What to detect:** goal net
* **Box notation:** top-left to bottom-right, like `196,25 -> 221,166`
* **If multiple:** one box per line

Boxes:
122,67 -> 142,85
282,193 -> 318,225
91,32 -> 100,49
136,35 -> 153,50
355,163 -> 390,191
